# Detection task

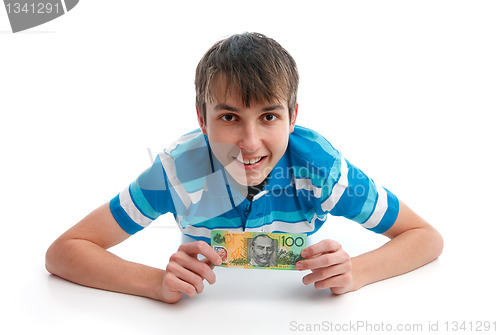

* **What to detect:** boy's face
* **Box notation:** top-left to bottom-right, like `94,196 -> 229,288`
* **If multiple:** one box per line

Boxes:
197,86 -> 297,187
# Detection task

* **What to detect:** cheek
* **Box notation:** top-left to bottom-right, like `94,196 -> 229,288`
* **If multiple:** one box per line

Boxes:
267,130 -> 289,156
208,125 -> 237,143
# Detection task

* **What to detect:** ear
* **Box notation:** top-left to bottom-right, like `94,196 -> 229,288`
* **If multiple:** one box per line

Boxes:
196,105 -> 208,135
289,103 -> 298,133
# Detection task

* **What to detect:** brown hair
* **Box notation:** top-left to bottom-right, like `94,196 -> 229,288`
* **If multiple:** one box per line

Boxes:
195,32 -> 299,122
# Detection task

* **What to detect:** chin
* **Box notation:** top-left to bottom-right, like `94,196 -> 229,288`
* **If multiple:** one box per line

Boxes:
246,175 -> 266,186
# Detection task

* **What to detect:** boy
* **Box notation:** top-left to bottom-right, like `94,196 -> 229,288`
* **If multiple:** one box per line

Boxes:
45,32 -> 443,304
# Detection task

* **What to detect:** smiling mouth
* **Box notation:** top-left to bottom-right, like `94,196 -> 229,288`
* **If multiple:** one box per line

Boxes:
234,156 -> 265,165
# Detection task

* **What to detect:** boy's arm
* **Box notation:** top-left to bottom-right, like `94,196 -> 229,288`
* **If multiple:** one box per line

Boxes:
350,200 -> 443,291
45,202 -> 221,304
297,200 -> 444,294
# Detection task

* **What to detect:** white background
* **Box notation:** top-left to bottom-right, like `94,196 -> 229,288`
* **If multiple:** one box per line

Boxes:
1,1 -> 499,334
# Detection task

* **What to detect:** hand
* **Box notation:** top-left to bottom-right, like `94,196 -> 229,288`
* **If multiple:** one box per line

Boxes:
296,239 -> 353,295
160,241 -> 222,304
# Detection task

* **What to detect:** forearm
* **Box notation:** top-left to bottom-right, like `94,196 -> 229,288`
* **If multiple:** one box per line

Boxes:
350,226 -> 443,291
45,238 -> 164,301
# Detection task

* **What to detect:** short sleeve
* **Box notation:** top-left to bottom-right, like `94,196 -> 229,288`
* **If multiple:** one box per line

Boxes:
323,157 -> 400,234
289,126 -> 399,235
110,154 -> 176,235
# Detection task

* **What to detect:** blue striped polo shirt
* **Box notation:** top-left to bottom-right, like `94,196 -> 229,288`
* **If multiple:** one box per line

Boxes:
109,126 -> 399,242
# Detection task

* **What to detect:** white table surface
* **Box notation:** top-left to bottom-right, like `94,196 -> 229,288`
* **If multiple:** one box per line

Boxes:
5,212 -> 499,335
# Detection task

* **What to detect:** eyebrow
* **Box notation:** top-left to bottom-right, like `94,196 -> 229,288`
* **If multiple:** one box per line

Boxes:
214,103 -> 240,112
262,104 -> 285,112
214,103 -> 285,113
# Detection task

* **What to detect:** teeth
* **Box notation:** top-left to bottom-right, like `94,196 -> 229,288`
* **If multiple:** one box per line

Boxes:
236,157 -> 263,165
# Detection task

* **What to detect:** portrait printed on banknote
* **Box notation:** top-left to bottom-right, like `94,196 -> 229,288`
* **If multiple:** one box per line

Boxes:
248,234 -> 278,267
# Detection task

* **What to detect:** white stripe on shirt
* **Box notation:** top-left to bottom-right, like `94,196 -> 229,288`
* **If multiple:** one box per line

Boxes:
295,178 -> 322,198
160,152 -> 203,209
119,188 -> 152,228
360,185 -> 388,229
321,156 -> 348,212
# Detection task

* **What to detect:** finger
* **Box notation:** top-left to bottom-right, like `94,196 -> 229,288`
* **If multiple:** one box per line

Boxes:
170,251 -> 217,285
166,261 -> 205,294
201,257 -> 216,270
301,239 -> 342,258
315,273 -> 352,292
296,250 -> 349,271
302,261 -> 352,285
179,241 -> 222,266
164,271 -> 198,298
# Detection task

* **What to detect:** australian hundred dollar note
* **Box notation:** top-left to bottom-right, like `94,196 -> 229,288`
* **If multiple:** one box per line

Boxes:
211,230 -> 307,270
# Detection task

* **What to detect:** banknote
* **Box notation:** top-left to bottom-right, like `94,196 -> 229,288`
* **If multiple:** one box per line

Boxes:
211,230 -> 307,270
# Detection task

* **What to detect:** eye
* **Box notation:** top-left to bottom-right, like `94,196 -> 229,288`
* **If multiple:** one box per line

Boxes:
220,114 -> 236,122
263,114 -> 278,122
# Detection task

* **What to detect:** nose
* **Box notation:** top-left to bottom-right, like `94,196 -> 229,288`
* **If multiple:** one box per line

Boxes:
237,122 -> 261,153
